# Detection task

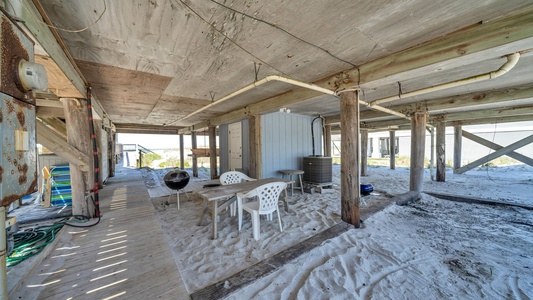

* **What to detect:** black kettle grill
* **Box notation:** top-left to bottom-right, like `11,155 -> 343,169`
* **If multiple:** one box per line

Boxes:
163,170 -> 190,209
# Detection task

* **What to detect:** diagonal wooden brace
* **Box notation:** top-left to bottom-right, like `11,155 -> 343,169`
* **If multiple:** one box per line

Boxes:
456,133 -> 533,174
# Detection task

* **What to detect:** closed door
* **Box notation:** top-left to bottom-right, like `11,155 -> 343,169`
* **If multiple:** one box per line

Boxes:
228,122 -> 242,170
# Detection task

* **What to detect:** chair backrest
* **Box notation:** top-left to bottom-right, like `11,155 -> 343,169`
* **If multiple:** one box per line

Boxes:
220,171 -> 253,185
255,182 -> 287,212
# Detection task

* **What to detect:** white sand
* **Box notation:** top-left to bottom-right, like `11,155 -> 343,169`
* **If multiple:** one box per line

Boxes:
147,164 -> 533,299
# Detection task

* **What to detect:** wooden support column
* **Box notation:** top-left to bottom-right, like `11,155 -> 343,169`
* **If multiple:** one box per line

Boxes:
179,134 -> 185,170
191,132 -> 198,177
340,90 -> 360,228
436,119 -> 446,181
324,124 -> 332,157
209,126 -> 218,179
108,129 -> 116,177
361,129 -> 368,176
389,130 -> 396,170
453,125 -> 462,173
63,98 -> 95,217
93,120 -> 105,188
410,111 -> 427,193
249,115 -> 262,179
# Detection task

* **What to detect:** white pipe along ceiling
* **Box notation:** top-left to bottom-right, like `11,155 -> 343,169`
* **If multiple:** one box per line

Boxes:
173,52 -> 521,129
369,52 -> 521,106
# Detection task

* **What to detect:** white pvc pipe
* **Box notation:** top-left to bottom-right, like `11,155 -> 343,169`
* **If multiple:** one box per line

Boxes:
370,53 -> 520,106
166,75 -> 336,126
358,99 -> 410,120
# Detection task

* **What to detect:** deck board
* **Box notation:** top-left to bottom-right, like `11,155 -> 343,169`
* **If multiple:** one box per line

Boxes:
9,166 -> 189,300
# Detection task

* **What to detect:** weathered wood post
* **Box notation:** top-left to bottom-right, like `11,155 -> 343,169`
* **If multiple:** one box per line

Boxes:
340,90 -> 360,228
93,119 -> 106,188
191,132 -> 198,177
361,129 -> 368,176
179,134 -> 185,170
389,130 -> 396,170
453,125 -> 462,173
410,111 -> 428,193
63,98 -> 95,217
107,128 -> 115,177
436,118 -> 446,181
249,115 -> 262,179
324,124 -> 332,157
209,126 -> 217,179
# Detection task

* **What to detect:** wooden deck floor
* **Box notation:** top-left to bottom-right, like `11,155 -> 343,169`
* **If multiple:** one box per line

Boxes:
10,167 -> 189,300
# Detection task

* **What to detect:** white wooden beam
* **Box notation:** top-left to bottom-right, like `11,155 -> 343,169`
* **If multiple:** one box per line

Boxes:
462,130 -> 533,167
455,134 -> 533,174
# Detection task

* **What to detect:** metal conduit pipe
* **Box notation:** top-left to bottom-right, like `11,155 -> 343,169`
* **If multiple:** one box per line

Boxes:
370,53 -> 520,106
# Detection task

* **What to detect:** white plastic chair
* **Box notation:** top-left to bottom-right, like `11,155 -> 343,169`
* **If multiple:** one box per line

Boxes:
220,171 -> 256,185
220,171 -> 256,216
237,182 -> 287,241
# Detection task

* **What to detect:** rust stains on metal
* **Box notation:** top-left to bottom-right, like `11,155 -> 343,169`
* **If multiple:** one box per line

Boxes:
0,17 -> 33,103
5,98 -> 15,113
17,163 -> 28,185
16,110 -> 25,126
0,165 -> 3,183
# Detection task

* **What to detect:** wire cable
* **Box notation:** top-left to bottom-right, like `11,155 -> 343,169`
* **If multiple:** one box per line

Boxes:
210,0 -> 357,68
177,0 -> 286,75
22,0 -> 107,33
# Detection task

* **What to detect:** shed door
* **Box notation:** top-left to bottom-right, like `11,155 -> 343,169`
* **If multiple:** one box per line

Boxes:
228,122 -> 242,170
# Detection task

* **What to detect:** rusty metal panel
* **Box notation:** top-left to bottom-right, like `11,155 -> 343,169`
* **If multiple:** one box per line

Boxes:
0,93 -> 37,206
0,10 -> 35,104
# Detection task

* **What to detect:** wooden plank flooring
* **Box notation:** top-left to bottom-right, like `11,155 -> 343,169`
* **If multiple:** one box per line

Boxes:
10,166 -> 189,300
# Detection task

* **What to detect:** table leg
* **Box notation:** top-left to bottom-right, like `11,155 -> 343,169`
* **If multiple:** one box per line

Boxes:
282,189 -> 289,212
299,174 -> 304,194
212,200 -> 218,239
290,175 -> 294,196
197,198 -> 209,226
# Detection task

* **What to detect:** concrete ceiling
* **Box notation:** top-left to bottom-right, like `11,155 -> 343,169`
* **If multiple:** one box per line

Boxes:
30,0 -> 533,132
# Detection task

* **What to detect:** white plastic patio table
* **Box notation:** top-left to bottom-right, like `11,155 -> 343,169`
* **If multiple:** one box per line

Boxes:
197,177 -> 293,239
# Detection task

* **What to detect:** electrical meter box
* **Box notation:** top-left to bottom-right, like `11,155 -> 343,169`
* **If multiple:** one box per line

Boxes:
0,10 -> 38,206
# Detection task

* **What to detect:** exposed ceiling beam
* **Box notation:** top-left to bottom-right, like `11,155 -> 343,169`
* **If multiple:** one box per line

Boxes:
325,84 -> 533,124
20,0 -> 114,130
178,6 -> 533,133
36,99 -> 63,108
36,106 -> 64,118
360,108 -> 533,130
432,106 -> 533,122
115,124 -> 181,135
448,114 -> 533,126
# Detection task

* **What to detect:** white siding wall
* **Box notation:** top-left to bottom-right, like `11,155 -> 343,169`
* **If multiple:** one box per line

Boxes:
261,112 -> 323,178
